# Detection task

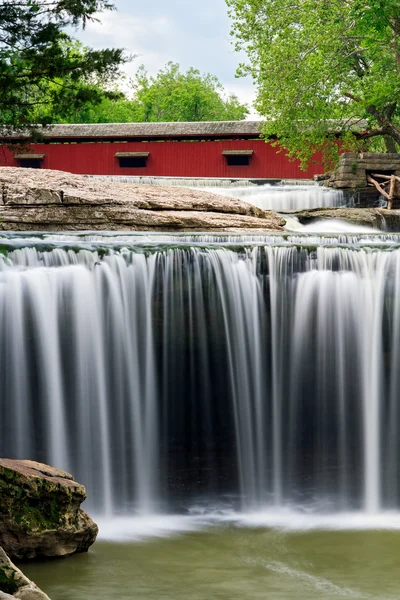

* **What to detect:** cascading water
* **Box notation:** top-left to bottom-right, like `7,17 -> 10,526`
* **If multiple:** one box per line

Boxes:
1,232 -> 400,520
90,176 -> 350,211
203,184 -> 349,211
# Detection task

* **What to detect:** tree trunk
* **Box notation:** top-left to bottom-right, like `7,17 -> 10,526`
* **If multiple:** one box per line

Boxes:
384,135 -> 398,153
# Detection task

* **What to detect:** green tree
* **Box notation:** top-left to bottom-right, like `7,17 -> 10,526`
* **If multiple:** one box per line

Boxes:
130,63 -> 248,122
53,62 -> 249,123
0,0 -> 126,131
227,0 -> 400,166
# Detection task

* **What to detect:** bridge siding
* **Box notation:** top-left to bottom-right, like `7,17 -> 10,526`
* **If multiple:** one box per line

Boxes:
1,139 -> 322,179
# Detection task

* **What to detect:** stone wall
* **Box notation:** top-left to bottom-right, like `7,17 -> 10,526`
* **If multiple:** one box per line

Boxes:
328,152 -> 400,189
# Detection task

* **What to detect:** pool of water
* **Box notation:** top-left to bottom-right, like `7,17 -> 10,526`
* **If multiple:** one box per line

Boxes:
23,524 -> 400,600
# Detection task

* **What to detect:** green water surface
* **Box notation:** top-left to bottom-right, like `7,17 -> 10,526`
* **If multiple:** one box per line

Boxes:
23,526 -> 400,600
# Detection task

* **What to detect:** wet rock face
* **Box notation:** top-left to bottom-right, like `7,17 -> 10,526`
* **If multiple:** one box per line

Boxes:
0,547 -> 50,599
0,167 -> 285,231
0,460 -> 98,561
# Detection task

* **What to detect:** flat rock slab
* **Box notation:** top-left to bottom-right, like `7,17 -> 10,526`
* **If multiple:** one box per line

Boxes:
289,207 -> 390,228
0,459 -> 98,561
0,168 -> 284,231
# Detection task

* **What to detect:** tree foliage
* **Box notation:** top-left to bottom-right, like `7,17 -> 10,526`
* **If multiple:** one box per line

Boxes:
129,62 -> 248,122
226,0 -> 400,166
44,62 -> 249,123
0,0 -> 126,130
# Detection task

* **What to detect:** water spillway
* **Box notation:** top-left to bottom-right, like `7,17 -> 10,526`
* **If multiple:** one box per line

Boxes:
204,183 -> 349,211
1,232 -> 400,520
91,177 -> 350,211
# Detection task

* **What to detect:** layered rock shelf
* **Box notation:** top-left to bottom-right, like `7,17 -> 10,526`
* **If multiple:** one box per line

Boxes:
0,168 -> 284,232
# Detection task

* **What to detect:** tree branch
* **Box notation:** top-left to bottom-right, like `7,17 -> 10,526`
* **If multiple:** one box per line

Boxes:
354,128 -> 385,140
344,92 -> 361,102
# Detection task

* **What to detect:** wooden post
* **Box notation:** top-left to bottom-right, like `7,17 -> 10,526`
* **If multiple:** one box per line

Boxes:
388,175 -> 396,210
367,175 -> 391,202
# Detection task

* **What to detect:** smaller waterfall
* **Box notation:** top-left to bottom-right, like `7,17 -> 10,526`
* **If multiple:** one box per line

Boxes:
89,176 -> 349,211
90,176 -> 256,187
204,184 -> 349,211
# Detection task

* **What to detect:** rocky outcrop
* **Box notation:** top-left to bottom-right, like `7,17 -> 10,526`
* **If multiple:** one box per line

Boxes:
0,168 -> 285,231
292,207 -> 383,227
0,460 -> 98,561
0,547 -> 50,599
290,206 -> 400,230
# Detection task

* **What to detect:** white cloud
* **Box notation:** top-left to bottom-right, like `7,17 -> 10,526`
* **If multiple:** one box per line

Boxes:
73,0 -> 258,117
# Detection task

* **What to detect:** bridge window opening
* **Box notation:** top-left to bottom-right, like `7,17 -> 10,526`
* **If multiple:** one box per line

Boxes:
222,150 -> 253,166
226,155 -> 250,166
119,156 -> 147,168
115,152 -> 149,168
15,154 -> 45,169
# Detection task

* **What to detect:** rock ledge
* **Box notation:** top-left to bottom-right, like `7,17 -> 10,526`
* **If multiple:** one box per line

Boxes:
0,168 -> 284,231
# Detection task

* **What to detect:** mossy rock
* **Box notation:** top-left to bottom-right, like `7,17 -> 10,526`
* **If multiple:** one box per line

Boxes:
0,460 -> 98,561
0,546 -> 50,599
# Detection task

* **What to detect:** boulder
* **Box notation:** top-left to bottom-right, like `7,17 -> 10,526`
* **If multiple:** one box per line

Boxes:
0,459 -> 98,561
0,167 -> 285,231
0,547 -> 50,599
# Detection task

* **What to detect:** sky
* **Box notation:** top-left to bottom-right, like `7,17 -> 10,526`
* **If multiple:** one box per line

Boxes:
75,0 -> 258,118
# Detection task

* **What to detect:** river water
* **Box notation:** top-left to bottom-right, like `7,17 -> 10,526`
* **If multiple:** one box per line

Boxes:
23,527 -> 400,600
1,184 -> 399,599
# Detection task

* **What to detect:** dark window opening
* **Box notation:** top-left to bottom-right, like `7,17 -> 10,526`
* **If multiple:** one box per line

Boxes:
226,154 -> 251,166
18,159 -> 42,169
118,156 -> 148,168
366,169 -> 395,183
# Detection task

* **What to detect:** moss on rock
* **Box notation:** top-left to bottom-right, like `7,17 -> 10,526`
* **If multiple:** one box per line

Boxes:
0,460 -> 98,561
0,547 -> 50,599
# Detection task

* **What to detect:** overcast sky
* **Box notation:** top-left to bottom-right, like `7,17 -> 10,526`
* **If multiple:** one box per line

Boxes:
75,0 -> 258,117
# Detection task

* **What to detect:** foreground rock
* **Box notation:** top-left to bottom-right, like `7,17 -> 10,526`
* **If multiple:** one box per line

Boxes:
0,460 -> 98,561
0,547 -> 50,599
0,168 -> 284,231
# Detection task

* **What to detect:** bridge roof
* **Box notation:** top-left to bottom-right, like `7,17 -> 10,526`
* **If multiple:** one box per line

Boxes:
4,121 -> 264,141
1,119 -> 368,141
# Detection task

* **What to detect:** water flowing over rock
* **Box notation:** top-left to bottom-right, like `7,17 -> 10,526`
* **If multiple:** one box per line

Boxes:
0,460 -> 98,560
1,233 -> 400,516
0,547 -> 50,599
201,183 -> 347,211
0,168 -> 284,232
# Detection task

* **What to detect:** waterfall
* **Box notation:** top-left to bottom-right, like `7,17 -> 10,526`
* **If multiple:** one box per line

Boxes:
0,234 -> 400,516
89,176 -> 349,211
90,176 -> 256,187
203,184 -> 349,211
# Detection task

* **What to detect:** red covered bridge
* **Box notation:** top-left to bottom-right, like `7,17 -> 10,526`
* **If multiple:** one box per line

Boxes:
0,121 -> 323,179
